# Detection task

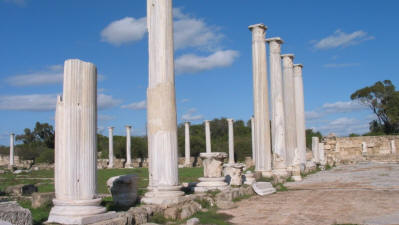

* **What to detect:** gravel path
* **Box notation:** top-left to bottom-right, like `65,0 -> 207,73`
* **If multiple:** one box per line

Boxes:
220,162 -> 399,225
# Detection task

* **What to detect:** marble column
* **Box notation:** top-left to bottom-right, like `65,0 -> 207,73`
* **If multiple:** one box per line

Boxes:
266,37 -> 288,177
391,140 -> 396,154
9,133 -> 14,168
142,0 -> 184,205
125,126 -> 132,168
282,54 -> 298,170
251,116 -> 255,165
184,122 -> 191,167
311,137 -> 320,164
362,142 -> 368,155
227,119 -> 235,164
319,142 -> 326,169
293,64 -> 307,168
249,23 -> 272,177
48,59 -> 115,224
108,127 -> 114,169
205,120 -> 212,153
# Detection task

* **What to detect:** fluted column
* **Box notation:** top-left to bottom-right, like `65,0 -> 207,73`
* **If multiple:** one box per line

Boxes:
184,122 -> 191,167
250,116 -> 255,164
227,119 -> 235,164
249,24 -> 272,177
312,137 -> 320,164
266,37 -> 288,177
125,126 -> 132,168
48,59 -> 114,224
9,133 -> 14,168
282,54 -> 298,170
142,0 -> 184,205
205,120 -> 211,153
293,64 -> 306,168
108,127 -> 114,169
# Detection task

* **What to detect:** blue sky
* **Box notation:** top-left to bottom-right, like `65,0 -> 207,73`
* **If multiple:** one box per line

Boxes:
1,0 -> 398,145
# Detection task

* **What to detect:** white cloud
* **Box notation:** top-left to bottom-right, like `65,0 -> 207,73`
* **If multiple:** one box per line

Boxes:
175,50 -> 239,75
182,108 -> 203,121
121,100 -> 146,110
0,93 -> 121,111
316,117 -> 369,136
322,101 -> 367,114
323,63 -> 360,68
2,0 -> 26,6
101,17 -> 147,46
314,29 -> 375,50
6,65 -> 63,86
305,111 -> 323,121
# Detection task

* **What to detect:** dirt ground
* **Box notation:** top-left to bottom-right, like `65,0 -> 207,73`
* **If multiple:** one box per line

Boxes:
220,162 -> 399,225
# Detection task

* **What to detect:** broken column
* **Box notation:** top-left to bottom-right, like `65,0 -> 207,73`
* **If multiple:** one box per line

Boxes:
227,119 -> 235,164
194,152 -> 228,192
48,59 -> 115,224
184,121 -> 191,167
266,37 -> 288,178
205,120 -> 211,153
249,23 -> 272,177
391,140 -> 396,154
125,126 -> 132,168
293,64 -> 307,169
312,137 -> 320,164
108,127 -> 114,169
9,133 -> 14,169
142,0 -> 184,205
319,142 -> 326,170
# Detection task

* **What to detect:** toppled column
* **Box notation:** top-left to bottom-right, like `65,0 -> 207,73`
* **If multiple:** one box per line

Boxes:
227,119 -> 235,164
48,59 -> 115,224
142,0 -> 184,205
184,122 -> 191,167
391,140 -> 397,154
319,142 -> 326,170
266,37 -> 288,178
194,152 -> 228,192
249,23 -> 272,177
9,133 -> 15,169
205,120 -> 212,153
251,116 -> 255,165
125,126 -> 132,168
108,127 -> 114,169
312,137 -> 320,164
293,64 -> 306,169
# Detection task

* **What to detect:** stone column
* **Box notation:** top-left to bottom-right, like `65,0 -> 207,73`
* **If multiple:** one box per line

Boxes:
251,116 -> 255,165
282,54 -> 298,170
293,64 -> 306,168
9,133 -> 14,168
227,119 -> 235,164
205,120 -> 211,153
391,140 -> 396,154
125,126 -> 132,168
362,142 -> 368,156
108,127 -> 114,169
249,24 -> 272,177
266,37 -> 288,177
48,59 -> 115,224
319,142 -> 326,170
184,122 -> 191,167
311,137 -> 320,164
142,0 -> 184,205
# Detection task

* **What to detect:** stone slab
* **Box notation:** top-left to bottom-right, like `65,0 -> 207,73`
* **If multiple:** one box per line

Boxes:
252,182 -> 276,196
47,211 -> 117,225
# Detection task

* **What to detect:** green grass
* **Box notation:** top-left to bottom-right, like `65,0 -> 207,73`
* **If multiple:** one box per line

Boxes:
274,183 -> 288,192
232,194 -> 252,202
17,199 -> 51,225
193,208 -> 233,225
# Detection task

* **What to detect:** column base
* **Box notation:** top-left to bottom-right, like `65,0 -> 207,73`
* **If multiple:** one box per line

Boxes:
272,168 -> 290,178
124,163 -> 133,168
141,185 -> 185,206
194,177 -> 228,192
258,170 -> 273,178
47,198 -> 116,225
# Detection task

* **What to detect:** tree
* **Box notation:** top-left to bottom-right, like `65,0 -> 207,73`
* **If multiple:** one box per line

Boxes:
16,122 -> 55,148
351,80 -> 399,134
305,129 -> 322,149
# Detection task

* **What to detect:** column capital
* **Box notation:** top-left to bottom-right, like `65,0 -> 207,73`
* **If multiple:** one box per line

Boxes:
293,64 -> 303,68
281,54 -> 295,59
108,126 -> 114,130
204,120 -> 211,123
125,125 -> 132,129
265,37 -> 283,44
184,121 -> 191,125
248,23 -> 267,31
10,133 -> 15,136
226,118 -> 234,123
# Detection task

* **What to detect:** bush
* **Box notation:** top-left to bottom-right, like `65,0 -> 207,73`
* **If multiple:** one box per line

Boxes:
36,148 -> 54,164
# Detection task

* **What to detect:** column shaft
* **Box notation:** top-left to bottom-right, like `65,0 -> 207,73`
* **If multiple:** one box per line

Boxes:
293,64 -> 306,166
311,137 -> 320,164
250,117 -> 255,163
184,122 -> 191,166
108,127 -> 114,168
205,120 -> 211,153
9,133 -> 14,167
126,126 -> 132,167
249,24 -> 272,175
227,119 -> 235,164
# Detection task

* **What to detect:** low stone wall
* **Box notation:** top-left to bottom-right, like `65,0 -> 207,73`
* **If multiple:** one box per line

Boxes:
322,135 -> 399,165
0,155 -> 33,169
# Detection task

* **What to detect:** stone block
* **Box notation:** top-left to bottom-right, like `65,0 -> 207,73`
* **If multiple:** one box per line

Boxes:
31,192 -> 55,208
186,217 -> 200,225
107,174 -> 138,208
0,201 -> 32,225
5,184 -> 37,196
252,182 -> 276,196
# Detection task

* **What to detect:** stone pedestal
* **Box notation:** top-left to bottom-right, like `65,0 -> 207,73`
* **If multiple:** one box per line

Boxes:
249,24 -> 272,177
141,0 -> 184,206
291,164 -> 302,181
244,171 -> 256,185
48,59 -> 116,224
293,64 -> 306,168
9,133 -> 14,169
184,122 -> 191,167
224,163 -> 245,186
194,152 -> 228,192
108,127 -> 114,169
205,120 -> 211,153
125,126 -> 133,168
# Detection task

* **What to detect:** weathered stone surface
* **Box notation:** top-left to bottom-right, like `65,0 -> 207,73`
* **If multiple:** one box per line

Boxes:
0,201 -> 32,225
5,184 -> 37,196
31,192 -> 55,208
252,182 -> 276,196
107,174 -> 138,208
223,163 -> 245,186
195,152 -> 228,192
186,217 -> 200,225
244,171 -> 256,185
